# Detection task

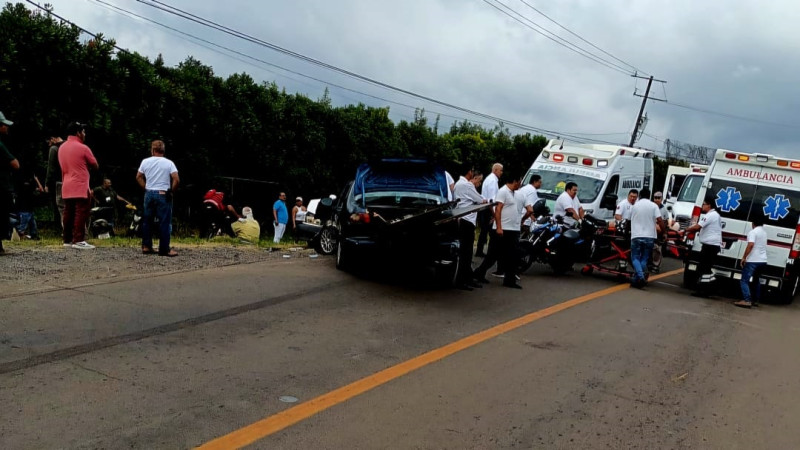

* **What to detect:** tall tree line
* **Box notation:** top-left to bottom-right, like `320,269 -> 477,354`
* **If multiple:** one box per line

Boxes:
0,3 -> 547,220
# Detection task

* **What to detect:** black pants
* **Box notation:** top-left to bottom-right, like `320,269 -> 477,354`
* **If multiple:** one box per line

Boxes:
474,229 -> 501,279
0,191 -> 12,242
476,209 -> 492,255
500,230 -> 521,286
698,244 -> 720,276
457,220 -> 476,285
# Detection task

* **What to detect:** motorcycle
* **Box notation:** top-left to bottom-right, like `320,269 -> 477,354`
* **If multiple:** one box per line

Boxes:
519,201 -> 606,274
127,203 -> 163,238
89,206 -> 116,238
200,201 -> 234,239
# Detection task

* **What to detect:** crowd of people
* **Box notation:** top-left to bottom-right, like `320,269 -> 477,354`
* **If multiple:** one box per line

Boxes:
0,113 -> 180,256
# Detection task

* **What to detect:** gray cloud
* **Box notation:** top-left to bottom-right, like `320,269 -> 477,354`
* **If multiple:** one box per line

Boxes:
38,0 -> 800,158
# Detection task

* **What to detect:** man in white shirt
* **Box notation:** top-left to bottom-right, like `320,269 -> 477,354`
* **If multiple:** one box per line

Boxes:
476,162 -> 503,256
445,170 -> 455,202
735,214 -> 768,308
629,188 -> 664,288
453,166 -> 488,290
614,189 -> 638,221
686,196 -> 723,291
554,182 -> 584,226
474,172 -> 523,289
136,140 -> 179,257
517,174 -> 541,231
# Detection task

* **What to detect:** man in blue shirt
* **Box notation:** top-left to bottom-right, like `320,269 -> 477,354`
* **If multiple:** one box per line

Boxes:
272,192 -> 289,243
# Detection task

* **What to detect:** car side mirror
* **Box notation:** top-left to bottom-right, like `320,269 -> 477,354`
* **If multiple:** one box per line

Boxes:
600,193 -> 618,210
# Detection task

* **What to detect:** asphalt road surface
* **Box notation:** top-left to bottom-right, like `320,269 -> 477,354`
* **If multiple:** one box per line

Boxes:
2,255 -> 799,449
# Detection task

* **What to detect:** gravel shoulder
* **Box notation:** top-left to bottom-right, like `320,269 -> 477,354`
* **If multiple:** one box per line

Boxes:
0,241 -> 317,298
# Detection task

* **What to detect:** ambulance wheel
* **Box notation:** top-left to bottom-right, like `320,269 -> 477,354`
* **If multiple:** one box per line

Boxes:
683,265 -> 697,289
778,275 -> 799,304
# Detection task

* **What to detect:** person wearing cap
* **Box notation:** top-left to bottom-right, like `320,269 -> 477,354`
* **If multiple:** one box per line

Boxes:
44,135 -> 65,229
653,191 -> 670,227
0,111 -> 21,255
59,122 -> 99,249
291,196 -> 307,233
231,206 -> 260,244
272,192 -> 289,243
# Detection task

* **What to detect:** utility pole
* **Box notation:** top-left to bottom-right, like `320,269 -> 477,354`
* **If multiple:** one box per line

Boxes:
629,74 -> 667,147
629,76 -> 653,147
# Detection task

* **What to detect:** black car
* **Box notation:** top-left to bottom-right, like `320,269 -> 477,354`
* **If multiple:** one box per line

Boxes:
317,158 -> 487,285
296,197 -> 338,255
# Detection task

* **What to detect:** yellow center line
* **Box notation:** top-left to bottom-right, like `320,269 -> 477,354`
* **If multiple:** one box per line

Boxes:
198,267 -> 684,449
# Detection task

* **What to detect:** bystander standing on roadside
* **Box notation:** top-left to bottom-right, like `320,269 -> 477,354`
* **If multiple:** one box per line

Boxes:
629,188 -> 664,288
136,139 -> 179,257
517,174 -> 541,232
0,111 -> 21,255
476,163 -> 502,257
453,164 -> 487,291
59,122 -> 99,249
474,172 -> 523,289
273,192 -> 288,243
734,214 -> 768,308
44,135 -> 64,229
685,196 -> 723,296
291,196 -> 307,234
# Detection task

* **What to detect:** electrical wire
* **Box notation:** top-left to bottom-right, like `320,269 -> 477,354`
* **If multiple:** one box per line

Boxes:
131,0 -> 627,143
661,101 -> 800,129
482,0 -> 633,76
515,0 -> 648,76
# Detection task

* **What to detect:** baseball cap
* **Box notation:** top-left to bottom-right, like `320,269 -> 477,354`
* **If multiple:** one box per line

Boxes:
653,191 -> 663,198
295,196 -> 303,202
0,111 -> 13,126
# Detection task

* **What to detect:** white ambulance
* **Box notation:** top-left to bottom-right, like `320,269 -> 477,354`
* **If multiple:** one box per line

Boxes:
664,163 -> 708,229
522,139 -> 654,221
684,149 -> 800,303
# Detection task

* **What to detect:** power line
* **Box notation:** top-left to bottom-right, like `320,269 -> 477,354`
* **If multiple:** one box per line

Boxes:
661,100 -> 800,129
133,0 -> 625,144
481,0 -> 633,76
515,0 -> 648,76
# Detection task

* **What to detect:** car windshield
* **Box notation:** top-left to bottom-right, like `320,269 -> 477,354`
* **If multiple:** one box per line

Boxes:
677,174 -> 704,203
530,170 -> 605,203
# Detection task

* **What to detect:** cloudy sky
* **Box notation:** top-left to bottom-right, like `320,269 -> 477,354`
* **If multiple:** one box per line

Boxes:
27,0 -> 800,159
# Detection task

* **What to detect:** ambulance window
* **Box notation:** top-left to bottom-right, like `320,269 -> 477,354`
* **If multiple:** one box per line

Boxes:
708,179 -> 757,222
605,175 -> 619,196
677,175 -> 704,203
751,186 -> 800,229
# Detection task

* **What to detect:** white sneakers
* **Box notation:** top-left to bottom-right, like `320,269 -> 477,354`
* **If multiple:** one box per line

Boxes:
71,241 -> 96,249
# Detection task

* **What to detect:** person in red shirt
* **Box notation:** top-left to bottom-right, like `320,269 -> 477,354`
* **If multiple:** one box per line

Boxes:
58,122 -> 99,249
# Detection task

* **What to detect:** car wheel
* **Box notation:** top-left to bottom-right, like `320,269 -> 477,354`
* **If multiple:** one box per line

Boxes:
315,227 -> 337,255
336,240 -> 348,271
435,258 -> 459,288
778,274 -> 799,304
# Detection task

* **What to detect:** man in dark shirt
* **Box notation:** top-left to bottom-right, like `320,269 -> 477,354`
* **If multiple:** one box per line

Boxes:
92,178 -> 130,228
0,111 -> 21,254
44,135 -> 64,229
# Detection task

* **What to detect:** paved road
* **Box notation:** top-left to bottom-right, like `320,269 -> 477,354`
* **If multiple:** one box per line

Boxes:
1,255 -> 799,449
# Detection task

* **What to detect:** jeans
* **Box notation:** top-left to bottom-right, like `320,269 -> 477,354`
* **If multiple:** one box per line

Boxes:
142,190 -> 173,254
16,211 -> 38,238
740,262 -> 766,302
63,197 -> 91,244
273,222 -> 286,243
630,237 -> 655,282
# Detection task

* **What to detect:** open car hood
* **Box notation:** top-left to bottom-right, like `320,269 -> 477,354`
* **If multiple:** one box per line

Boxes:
353,158 -> 448,201
374,202 -> 492,227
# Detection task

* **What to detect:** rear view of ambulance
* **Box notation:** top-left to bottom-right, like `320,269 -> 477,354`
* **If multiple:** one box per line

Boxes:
684,149 -> 800,302
523,139 -> 654,221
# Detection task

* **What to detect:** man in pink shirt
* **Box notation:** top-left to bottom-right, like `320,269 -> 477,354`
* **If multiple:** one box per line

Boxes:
58,122 -> 99,249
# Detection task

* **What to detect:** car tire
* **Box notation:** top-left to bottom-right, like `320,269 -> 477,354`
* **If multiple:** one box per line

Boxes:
336,240 -> 349,271
435,258 -> 459,288
315,226 -> 337,255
